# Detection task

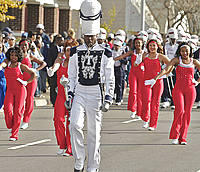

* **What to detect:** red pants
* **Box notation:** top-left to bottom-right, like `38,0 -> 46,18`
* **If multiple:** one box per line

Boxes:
127,69 -> 144,116
23,78 -> 37,123
4,87 -> 27,139
54,95 -> 71,152
169,85 -> 196,142
141,79 -> 163,128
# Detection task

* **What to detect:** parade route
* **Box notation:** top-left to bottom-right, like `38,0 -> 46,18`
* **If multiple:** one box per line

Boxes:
0,93 -> 200,172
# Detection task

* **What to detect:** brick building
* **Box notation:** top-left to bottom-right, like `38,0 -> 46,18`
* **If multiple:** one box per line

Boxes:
0,0 -> 71,36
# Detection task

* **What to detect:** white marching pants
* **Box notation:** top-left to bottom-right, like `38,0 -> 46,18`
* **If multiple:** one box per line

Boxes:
70,84 -> 102,172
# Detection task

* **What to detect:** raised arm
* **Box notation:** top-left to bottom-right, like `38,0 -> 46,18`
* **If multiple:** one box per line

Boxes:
193,59 -> 200,84
113,50 -> 133,61
30,54 -> 47,71
154,57 -> 178,81
0,59 -> 9,69
20,64 -> 37,84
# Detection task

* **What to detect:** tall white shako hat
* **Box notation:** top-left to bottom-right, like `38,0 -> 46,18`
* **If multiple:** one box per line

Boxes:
80,0 -> 102,35
115,29 -> 126,42
113,36 -> 124,47
137,31 -> 148,42
168,27 -> 178,39
97,28 -> 107,39
147,28 -> 158,40
177,30 -> 186,43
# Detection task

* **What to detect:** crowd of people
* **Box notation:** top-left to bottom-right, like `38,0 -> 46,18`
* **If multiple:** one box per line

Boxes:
1,0 -> 200,171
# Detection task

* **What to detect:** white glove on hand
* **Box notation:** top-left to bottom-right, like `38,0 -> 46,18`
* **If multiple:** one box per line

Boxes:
60,75 -> 68,86
0,66 -> 2,71
17,78 -> 28,86
64,98 -> 72,110
46,67 -> 54,77
135,54 -> 142,64
100,101 -> 110,112
144,79 -> 156,88
192,78 -> 199,86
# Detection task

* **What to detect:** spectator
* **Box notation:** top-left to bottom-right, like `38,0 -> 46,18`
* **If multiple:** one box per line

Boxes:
8,36 -> 16,48
3,27 -> 13,37
36,24 -> 51,94
46,34 -> 64,106
67,28 -> 75,41
22,32 -> 28,40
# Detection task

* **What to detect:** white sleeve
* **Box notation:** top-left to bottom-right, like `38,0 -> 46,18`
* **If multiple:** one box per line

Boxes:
67,53 -> 77,97
101,53 -> 115,103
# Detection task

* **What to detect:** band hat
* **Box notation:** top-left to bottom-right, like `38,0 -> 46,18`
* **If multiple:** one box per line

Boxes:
168,27 -> 178,39
108,33 -> 114,39
177,30 -> 186,42
113,36 -> 123,47
97,28 -> 107,39
80,0 -> 102,35
115,29 -> 126,42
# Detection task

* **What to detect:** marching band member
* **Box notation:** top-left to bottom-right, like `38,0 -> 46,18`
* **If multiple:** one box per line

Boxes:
141,39 -> 170,130
0,47 -> 36,141
146,42 -> 200,145
47,40 -> 78,156
66,0 -> 115,171
20,39 -> 46,129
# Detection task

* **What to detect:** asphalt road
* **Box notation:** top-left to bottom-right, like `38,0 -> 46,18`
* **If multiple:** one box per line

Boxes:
0,94 -> 200,172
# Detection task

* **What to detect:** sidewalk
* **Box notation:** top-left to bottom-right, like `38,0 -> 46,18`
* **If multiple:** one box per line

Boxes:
0,88 -> 51,113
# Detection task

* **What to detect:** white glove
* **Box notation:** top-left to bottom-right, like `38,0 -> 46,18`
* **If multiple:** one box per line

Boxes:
192,78 -> 199,86
135,54 -> 142,64
60,75 -> 68,86
144,79 -> 156,88
100,101 -> 110,112
46,67 -> 54,77
64,98 -> 72,110
0,66 -> 2,70
17,78 -> 27,86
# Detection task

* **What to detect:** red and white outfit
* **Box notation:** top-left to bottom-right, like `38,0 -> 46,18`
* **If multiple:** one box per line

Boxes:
21,56 -> 37,123
54,59 -> 72,154
4,62 -> 27,139
141,54 -> 164,128
169,57 -> 196,143
127,50 -> 144,116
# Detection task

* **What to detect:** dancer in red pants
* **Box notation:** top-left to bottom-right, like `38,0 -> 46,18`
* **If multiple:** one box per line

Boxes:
141,39 -> 170,131
114,37 -> 145,119
0,47 -> 36,141
47,40 -> 78,156
19,39 -> 46,129
146,42 -> 200,144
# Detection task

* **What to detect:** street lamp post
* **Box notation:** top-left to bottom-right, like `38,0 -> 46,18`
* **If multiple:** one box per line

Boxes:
141,0 -> 145,31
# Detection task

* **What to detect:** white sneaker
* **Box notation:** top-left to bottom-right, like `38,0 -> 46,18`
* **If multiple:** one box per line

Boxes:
20,122 -> 29,129
148,127 -> 155,131
57,148 -> 65,155
171,105 -> 175,110
142,122 -> 149,128
180,142 -> 187,145
116,102 -> 121,106
172,139 -> 178,145
161,102 -> 170,108
130,111 -> 136,118
9,138 -> 17,141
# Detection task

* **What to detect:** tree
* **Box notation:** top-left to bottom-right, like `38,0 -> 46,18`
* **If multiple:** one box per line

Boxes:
100,4 -> 116,34
0,0 -> 25,22
164,0 -> 200,34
